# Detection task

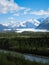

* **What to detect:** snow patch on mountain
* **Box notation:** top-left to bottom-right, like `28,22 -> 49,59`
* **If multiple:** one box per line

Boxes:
33,19 -> 40,26
18,19 -> 40,28
1,18 -> 40,29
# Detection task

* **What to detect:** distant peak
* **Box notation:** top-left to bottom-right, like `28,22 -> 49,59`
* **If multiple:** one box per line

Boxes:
46,17 -> 49,20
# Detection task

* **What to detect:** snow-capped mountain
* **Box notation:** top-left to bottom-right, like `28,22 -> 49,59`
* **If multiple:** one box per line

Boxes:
37,18 -> 44,23
17,19 -> 40,29
0,17 -> 49,32
0,19 -> 40,30
36,17 -> 49,30
0,24 -> 10,31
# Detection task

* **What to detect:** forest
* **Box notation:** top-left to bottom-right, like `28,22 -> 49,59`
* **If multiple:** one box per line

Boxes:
0,31 -> 49,65
0,32 -> 49,56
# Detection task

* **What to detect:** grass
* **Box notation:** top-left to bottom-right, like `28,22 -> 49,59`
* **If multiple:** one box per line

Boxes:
0,51 -> 49,65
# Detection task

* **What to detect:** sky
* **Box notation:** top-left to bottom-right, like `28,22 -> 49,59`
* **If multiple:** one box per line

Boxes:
0,0 -> 49,25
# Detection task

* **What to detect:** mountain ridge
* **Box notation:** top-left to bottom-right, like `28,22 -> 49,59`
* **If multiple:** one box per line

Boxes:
36,17 -> 49,30
0,17 -> 49,32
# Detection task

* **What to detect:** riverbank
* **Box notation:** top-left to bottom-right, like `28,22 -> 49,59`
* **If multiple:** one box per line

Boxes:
0,32 -> 49,65
0,49 -> 49,63
0,49 -> 49,65
0,47 -> 49,58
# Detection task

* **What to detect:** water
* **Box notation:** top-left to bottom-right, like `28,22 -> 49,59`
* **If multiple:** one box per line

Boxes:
0,49 -> 49,63
24,54 -> 49,63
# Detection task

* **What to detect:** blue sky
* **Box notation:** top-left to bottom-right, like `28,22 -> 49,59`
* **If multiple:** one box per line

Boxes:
0,0 -> 49,25
15,0 -> 49,10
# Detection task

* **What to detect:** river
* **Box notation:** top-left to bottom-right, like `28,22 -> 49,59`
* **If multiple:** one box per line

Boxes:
0,49 -> 49,63
24,54 -> 49,63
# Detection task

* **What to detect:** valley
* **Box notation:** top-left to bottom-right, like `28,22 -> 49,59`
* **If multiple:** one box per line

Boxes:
0,32 -> 49,65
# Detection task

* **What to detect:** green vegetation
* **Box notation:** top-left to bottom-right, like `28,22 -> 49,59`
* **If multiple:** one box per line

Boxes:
0,32 -> 49,65
0,52 -> 48,65
0,32 -> 49,56
0,31 -> 49,38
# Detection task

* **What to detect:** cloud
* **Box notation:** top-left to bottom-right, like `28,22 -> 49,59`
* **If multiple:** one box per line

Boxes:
13,13 -> 20,16
24,8 -> 31,14
1,22 -> 10,26
16,29 -> 49,33
24,8 -> 49,15
1,0 -> 48,16
0,0 -> 25,14
30,10 -> 49,15
1,19 -> 18,27
8,17 -> 14,20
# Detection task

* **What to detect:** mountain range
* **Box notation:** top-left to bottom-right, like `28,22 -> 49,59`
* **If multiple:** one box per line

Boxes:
36,17 -> 49,30
0,17 -> 49,32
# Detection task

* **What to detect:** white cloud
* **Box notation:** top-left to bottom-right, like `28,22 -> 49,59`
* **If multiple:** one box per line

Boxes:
0,0 -> 49,16
30,10 -> 49,15
24,8 -> 49,16
13,13 -> 20,16
24,8 -> 31,14
8,17 -> 14,20
16,29 -> 49,33
1,22 -> 10,26
1,20 -> 18,27
0,0 -> 25,14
